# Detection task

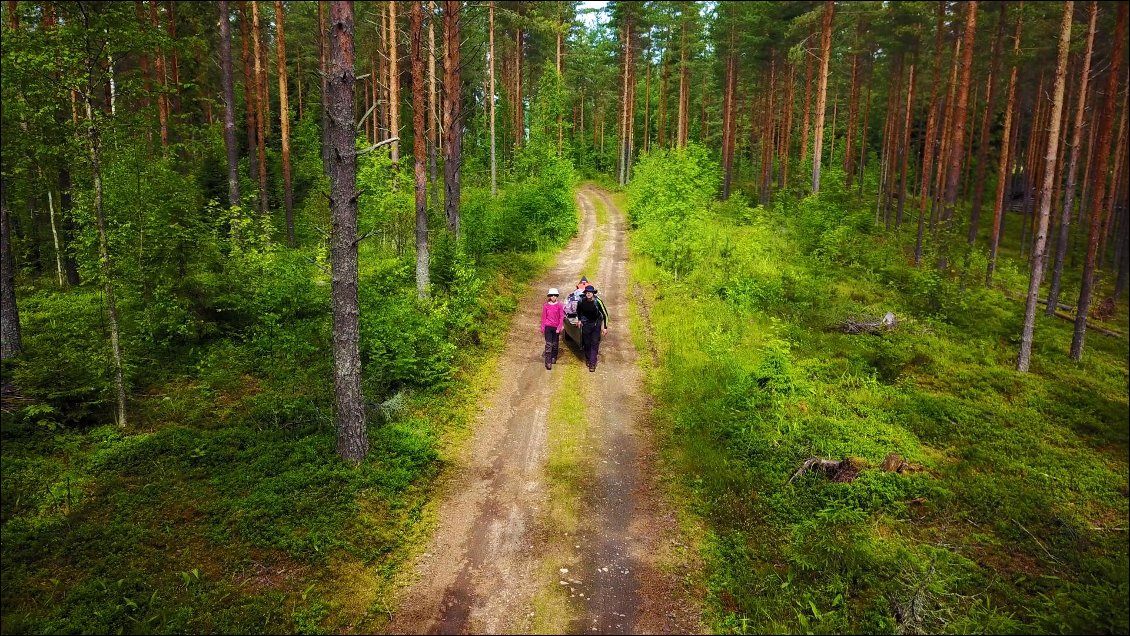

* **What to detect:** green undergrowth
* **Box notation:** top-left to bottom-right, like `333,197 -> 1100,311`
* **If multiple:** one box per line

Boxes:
0,190 -> 571,636
627,145 -> 1130,634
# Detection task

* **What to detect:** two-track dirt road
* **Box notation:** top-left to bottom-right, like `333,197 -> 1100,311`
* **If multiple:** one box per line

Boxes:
387,186 -> 702,635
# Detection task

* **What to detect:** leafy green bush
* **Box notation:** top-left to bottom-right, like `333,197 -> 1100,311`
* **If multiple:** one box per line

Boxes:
627,144 -> 718,277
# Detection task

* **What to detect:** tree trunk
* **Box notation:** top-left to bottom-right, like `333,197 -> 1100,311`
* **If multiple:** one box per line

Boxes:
412,1 -> 429,298
326,0 -> 367,465
429,1 -> 438,207
46,189 -> 63,286
389,0 -> 400,173
0,180 -> 20,359
275,1 -> 294,246
489,1 -> 497,197
828,93 -> 837,169
896,61 -> 916,228
881,56 -> 904,228
1018,1 -> 1072,372
135,1 -> 152,107
319,1 -> 330,176
800,29 -> 814,167
58,169 -> 80,286
83,94 -> 127,427
858,73 -> 872,196
241,3 -> 259,183
1071,3 -> 1127,360
677,10 -> 688,148
515,22 -> 523,150
252,1 -> 269,217
844,20 -> 862,188
1048,2 -> 1096,312
931,39 -> 960,232
149,1 -> 169,147
917,3 -> 946,246
1099,89 -> 1128,267
781,61 -> 796,191
761,52 -> 777,205
166,0 -> 180,115
443,0 -> 462,238
987,9 -> 1023,285
721,26 -> 736,200
557,5 -> 564,153
659,48 -> 669,148
938,1 -> 977,269
968,2 -> 1007,245
623,18 -> 632,186
220,0 -> 241,209
811,0 -> 834,194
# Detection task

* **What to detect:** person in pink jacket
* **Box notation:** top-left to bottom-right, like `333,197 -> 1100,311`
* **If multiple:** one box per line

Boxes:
540,288 -> 565,370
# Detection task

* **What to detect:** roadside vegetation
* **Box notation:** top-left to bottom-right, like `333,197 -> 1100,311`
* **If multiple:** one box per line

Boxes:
0,127 -> 576,634
626,145 -> 1129,634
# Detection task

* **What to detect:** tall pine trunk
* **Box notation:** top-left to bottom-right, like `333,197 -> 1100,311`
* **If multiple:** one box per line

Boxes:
443,0 -> 462,238
916,3 -> 946,253
811,0 -> 834,194
319,1 -> 330,176
219,1 -> 241,209
721,25 -> 736,200
987,9 -> 1023,285
799,30 -> 814,167
412,1 -> 429,298
937,1 -> 977,270
1099,90 -> 1128,266
0,180 -> 20,359
1018,1 -> 1072,372
388,1 -> 400,173
428,1 -> 438,207
1071,3 -> 1127,360
677,10 -> 688,148
844,20 -> 863,188
276,1 -> 294,246
896,60 -> 916,228
251,1 -> 269,217
326,0 -> 367,465
968,3 -> 1007,245
761,52 -> 776,205
149,1 -> 169,147
489,1 -> 497,197
1047,1 -> 1097,312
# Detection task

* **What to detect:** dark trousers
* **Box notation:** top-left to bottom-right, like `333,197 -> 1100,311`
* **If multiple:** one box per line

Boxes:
581,321 -> 602,367
543,326 -> 560,364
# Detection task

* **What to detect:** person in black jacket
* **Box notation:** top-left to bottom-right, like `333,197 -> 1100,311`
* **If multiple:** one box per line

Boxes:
576,285 -> 608,372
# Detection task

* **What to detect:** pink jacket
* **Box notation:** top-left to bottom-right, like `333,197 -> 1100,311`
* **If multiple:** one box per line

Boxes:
540,302 -> 565,331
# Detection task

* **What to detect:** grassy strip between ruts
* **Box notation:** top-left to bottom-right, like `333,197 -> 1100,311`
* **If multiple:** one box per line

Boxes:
581,187 -> 610,280
529,356 -> 594,632
623,151 -> 1129,634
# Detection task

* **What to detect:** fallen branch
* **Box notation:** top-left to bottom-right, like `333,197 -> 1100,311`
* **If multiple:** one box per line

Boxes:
788,456 -> 865,484
835,311 -> 898,335
789,453 -> 927,486
1003,292 -> 1122,337
1049,309 -> 1122,337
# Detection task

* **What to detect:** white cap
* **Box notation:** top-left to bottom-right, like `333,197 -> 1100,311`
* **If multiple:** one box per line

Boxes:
547,288 -> 560,296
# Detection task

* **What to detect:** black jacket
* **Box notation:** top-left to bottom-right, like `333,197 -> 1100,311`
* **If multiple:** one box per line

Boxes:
577,296 -> 608,328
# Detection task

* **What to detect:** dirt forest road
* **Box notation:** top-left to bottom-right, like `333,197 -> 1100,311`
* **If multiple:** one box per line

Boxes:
387,186 -> 702,634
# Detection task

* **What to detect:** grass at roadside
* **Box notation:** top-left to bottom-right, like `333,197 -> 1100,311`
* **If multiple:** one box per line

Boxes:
0,249 -> 556,635
625,153 -> 1129,633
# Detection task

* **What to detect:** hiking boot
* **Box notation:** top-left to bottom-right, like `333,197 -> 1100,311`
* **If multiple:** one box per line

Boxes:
588,365 -> 595,372
545,361 -> 552,370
